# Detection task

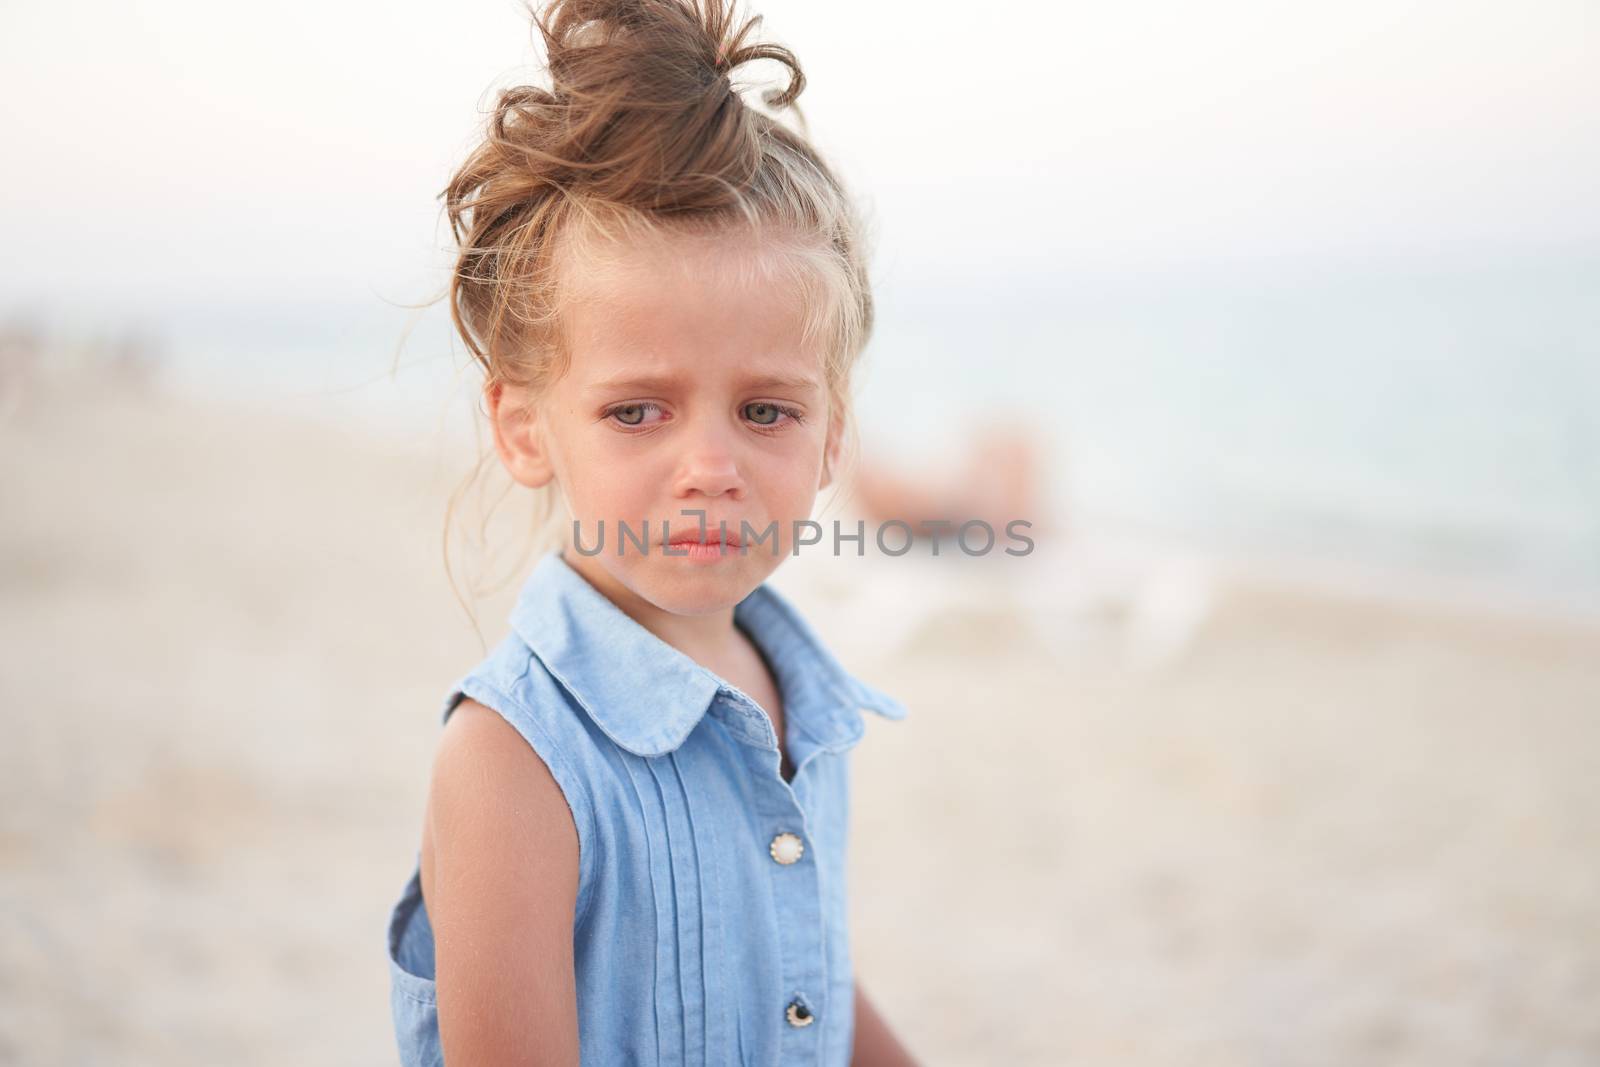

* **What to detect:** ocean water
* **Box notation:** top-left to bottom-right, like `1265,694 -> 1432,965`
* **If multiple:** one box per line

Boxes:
858,249 -> 1600,611
140,248 -> 1600,613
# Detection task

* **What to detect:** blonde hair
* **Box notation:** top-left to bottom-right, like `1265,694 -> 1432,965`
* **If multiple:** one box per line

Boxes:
439,0 -> 876,630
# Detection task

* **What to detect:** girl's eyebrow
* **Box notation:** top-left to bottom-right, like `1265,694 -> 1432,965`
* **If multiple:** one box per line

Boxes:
585,371 -> 822,394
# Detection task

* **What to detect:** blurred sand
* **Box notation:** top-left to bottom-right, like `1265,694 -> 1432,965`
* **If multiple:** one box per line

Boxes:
2,371 -> 1597,1065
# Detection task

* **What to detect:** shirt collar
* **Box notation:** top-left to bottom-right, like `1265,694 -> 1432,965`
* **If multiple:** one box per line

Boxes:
506,549 -> 908,758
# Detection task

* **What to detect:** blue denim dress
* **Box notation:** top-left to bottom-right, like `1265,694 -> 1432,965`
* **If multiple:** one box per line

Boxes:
386,548 -> 908,1065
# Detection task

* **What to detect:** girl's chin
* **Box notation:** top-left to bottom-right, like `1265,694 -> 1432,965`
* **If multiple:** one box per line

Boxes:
638,558 -> 766,612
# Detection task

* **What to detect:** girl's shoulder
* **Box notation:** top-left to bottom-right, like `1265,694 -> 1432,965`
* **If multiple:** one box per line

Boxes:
439,625 -> 601,816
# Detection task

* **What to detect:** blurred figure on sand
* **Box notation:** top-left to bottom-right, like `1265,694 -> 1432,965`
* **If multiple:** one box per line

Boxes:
852,419 -> 1053,542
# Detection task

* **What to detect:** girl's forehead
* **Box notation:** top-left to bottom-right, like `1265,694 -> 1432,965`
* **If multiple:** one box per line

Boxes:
559,232 -> 821,374
564,225 -> 798,305
562,331 -> 827,399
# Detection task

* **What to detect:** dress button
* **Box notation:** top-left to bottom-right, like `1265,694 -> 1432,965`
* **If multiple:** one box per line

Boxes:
785,998 -> 815,1027
769,831 -> 804,865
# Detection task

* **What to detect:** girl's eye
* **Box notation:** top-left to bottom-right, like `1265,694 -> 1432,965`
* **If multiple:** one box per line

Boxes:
603,401 -> 803,431
604,402 -> 663,428
745,402 -> 804,429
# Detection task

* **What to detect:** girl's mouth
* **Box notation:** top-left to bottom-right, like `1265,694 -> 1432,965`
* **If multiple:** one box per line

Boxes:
664,526 -> 743,562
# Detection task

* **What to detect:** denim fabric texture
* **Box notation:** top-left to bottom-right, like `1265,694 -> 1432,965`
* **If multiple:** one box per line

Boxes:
386,548 -> 908,1065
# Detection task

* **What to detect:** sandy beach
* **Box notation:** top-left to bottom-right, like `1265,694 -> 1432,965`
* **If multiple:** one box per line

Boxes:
2,366 -> 1597,1065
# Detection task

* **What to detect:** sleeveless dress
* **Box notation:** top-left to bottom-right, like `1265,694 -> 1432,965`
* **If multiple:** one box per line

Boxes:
385,548 -> 909,1065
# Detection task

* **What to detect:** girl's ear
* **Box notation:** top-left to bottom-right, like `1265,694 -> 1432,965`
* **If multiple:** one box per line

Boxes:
487,381 -> 556,489
818,409 -> 844,492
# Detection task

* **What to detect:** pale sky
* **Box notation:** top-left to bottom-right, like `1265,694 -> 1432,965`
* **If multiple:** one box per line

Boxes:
2,0 -> 1596,315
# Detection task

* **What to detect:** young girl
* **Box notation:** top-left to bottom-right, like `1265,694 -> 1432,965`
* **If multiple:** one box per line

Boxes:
385,1 -> 920,1062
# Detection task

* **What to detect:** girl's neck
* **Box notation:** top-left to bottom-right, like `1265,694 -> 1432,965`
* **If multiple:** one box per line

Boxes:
560,546 -> 741,670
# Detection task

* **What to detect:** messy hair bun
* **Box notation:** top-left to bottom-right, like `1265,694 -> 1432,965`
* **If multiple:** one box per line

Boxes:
501,0 -> 806,210
443,0 -> 873,413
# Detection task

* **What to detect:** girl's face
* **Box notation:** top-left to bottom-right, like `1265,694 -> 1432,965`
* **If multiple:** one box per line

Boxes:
491,228 -> 842,619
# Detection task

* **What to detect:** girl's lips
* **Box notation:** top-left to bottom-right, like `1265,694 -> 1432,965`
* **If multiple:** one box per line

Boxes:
662,525 -> 745,563
665,528 -> 743,549
666,538 -> 740,563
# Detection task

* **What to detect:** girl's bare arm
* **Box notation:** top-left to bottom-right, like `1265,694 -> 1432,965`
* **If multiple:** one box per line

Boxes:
852,979 -> 920,1066
423,698 -> 582,1066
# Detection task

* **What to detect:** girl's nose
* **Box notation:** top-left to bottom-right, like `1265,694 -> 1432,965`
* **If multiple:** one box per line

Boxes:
672,424 -> 744,500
